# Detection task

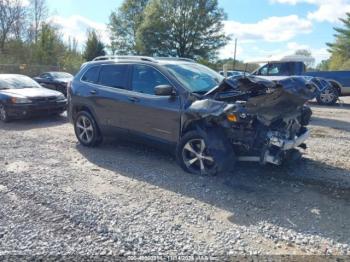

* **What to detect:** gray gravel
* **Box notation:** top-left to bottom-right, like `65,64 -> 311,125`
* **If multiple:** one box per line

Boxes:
0,98 -> 350,257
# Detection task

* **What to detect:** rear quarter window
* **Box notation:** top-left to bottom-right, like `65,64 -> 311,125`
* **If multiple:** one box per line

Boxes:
81,66 -> 100,83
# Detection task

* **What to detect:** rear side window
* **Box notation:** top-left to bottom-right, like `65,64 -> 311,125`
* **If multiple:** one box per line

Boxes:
82,66 -> 100,83
98,65 -> 128,89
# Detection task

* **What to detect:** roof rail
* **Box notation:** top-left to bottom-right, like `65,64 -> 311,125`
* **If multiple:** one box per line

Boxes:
154,57 -> 196,63
92,55 -> 157,63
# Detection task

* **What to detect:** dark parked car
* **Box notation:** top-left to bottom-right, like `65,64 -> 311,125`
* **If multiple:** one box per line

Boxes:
0,74 -> 67,122
33,72 -> 73,96
68,56 -> 318,175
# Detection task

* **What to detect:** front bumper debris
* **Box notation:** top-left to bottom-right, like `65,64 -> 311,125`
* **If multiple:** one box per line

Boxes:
238,129 -> 310,165
261,129 -> 310,165
268,129 -> 310,150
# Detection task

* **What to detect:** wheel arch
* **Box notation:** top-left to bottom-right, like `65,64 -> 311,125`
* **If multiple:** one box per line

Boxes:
72,104 -> 95,121
328,80 -> 342,96
181,119 -> 206,138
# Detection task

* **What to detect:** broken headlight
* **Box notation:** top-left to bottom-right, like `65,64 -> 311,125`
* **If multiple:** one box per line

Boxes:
227,113 -> 238,122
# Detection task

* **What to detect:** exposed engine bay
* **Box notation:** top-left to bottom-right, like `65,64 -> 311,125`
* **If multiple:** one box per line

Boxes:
183,75 -> 323,173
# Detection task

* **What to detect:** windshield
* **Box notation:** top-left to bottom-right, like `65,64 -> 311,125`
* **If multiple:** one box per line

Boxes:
165,63 -> 224,93
50,72 -> 73,79
0,75 -> 41,90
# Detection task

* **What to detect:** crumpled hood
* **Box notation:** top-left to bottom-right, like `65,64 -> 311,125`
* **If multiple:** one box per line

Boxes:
244,76 -> 320,124
0,87 -> 62,98
188,75 -> 324,125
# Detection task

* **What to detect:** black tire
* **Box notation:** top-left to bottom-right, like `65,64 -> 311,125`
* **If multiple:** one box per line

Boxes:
176,131 -> 219,176
74,111 -> 102,147
0,104 -> 10,123
316,85 -> 339,105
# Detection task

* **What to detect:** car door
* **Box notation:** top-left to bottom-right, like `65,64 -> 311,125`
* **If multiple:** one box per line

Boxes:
86,64 -> 136,132
124,64 -> 182,143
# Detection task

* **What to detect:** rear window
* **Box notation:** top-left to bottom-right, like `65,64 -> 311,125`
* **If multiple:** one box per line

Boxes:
98,65 -> 128,89
82,66 -> 100,83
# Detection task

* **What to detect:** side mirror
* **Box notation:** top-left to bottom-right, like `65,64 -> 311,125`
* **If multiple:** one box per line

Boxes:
155,85 -> 175,96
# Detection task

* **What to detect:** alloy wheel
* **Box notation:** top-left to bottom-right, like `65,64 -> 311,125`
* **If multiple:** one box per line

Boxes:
76,115 -> 94,144
319,87 -> 337,104
182,138 -> 215,175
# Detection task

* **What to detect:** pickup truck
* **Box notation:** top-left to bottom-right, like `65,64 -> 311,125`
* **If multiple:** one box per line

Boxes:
251,57 -> 350,105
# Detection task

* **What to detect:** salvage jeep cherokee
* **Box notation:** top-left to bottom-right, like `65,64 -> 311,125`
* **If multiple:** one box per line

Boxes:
68,56 -> 324,175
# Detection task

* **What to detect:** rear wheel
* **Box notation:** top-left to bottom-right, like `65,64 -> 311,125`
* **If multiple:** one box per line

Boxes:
177,131 -> 218,175
0,104 -> 10,123
74,111 -> 102,147
316,85 -> 339,105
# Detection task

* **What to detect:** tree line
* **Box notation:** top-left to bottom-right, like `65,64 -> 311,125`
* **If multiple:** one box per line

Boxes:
317,12 -> 350,71
0,0 -> 84,74
1,0 -> 349,75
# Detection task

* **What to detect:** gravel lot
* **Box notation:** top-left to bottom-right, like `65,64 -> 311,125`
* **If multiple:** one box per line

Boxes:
0,98 -> 350,258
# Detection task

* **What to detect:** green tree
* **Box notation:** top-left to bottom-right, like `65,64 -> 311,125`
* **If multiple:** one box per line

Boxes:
137,0 -> 229,59
33,23 -> 66,65
0,0 -> 26,52
83,30 -> 106,61
294,49 -> 315,69
327,13 -> 350,70
108,0 -> 149,55
316,60 -> 330,71
29,0 -> 48,43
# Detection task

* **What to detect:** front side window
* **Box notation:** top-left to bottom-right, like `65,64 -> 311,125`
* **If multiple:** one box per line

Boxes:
98,65 -> 128,89
259,65 -> 269,75
268,63 -> 289,76
132,65 -> 170,95
268,64 -> 280,75
82,66 -> 100,84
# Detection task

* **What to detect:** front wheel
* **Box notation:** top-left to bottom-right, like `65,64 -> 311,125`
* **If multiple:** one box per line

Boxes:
74,111 -> 102,147
0,104 -> 10,123
316,85 -> 339,105
177,131 -> 219,176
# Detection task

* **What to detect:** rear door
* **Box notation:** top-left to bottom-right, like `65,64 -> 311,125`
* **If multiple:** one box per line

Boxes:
87,64 -> 135,132
124,64 -> 182,143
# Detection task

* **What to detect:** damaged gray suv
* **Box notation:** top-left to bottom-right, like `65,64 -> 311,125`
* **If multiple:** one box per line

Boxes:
68,56 -> 323,175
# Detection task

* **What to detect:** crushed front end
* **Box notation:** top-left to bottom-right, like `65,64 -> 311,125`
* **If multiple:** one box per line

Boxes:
184,75 -> 321,171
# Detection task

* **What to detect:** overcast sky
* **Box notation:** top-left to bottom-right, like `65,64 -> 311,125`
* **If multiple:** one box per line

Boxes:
44,0 -> 350,64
